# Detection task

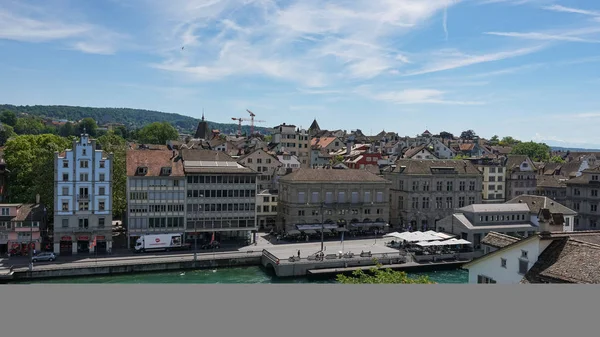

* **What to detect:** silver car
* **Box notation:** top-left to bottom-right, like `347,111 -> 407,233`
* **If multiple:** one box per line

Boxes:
32,252 -> 56,262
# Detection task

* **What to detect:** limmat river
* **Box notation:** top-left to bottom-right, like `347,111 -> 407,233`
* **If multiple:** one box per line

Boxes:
25,267 -> 468,284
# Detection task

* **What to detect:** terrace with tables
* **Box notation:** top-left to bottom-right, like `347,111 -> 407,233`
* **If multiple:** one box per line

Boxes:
384,231 -> 475,263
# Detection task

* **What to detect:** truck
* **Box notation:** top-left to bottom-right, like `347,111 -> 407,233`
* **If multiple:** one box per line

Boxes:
134,233 -> 191,253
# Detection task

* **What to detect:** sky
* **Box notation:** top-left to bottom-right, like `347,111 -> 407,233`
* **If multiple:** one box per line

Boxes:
1,0 -> 600,148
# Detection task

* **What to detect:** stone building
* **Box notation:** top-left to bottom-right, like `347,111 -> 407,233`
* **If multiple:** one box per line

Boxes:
383,159 -> 483,231
505,155 -> 537,200
565,166 -> 600,230
277,168 -> 391,233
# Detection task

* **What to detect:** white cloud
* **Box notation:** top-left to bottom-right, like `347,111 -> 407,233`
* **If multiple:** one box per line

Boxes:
542,5 -> 600,17
402,45 -> 545,76
485,31 -> 600,43
0,3 -> 126,55
355,86 -> 484,105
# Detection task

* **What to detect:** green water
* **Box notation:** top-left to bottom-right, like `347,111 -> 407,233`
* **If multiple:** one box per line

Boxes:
25,267 -> 468,284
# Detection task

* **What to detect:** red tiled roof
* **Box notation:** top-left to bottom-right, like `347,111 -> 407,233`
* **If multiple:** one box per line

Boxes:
311,137 -> 339,148
459,143 -> 475,151
126,149 -> 185,177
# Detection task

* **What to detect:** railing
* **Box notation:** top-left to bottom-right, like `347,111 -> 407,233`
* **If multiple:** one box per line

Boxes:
77,194 -> 90,201
283,251 -> 408,264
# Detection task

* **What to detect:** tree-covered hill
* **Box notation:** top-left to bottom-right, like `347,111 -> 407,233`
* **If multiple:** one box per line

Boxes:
0,104 -> 272,135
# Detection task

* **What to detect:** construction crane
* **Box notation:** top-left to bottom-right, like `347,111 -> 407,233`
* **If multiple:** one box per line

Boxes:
246,109 -> 266,135
231,117 -> 249,137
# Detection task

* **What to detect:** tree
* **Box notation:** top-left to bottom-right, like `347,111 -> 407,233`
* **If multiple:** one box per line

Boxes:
0,110 -> 18,126
4,134 -> 70,217
77,117 -> 98,137
439,131 -> 454,140
550,155 -> 566,163
59,122 -> 76,137
489,135 -> 499,146
460,130 -> 477,140
136,122 -> 179,145
0,124 -> 16,146
510,141 -> 551,162
330,154 -> 344,165
98,132 -> 127,218
499,136 -> 520,147
453,153 -> 469,160
112,125 -> 129,139
336,261 -> 434,284
14,117 -> 44,135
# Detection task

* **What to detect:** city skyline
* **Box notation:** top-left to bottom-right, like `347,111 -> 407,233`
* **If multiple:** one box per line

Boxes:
1,0 -> 600,148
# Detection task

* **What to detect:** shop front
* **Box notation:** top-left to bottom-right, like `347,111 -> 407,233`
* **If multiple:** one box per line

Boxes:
59,236 -> 73,255
77,235 -> 90,254
95,235 -> 107,254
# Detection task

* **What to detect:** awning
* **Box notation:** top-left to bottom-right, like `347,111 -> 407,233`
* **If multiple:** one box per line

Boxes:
303,229 -> 317,234
321,228 -> 332,233
383,231 -> 452,242
415,238 -> 472,247
286,230 -> 301,235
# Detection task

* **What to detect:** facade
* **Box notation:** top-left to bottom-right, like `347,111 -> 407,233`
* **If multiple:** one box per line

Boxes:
309,147 -> 332,168
126,149 -> 186,248
383,159 -> 483,231
310,136 -> 344,153
565,166 -> 600,230
181,149 -> 259,243
464,230 -> 600,284
54,134 -> 113,255
256,190 -> 277,230
535,175 -> 567,203
505,155 -> 538,200
436,204 -> 537,256
0,202 -> 47,256
402,145 -> 437,160
505,195 -> 576,232
276,154 -> 301,171
277,168 -> 391,233
344,152 -> 382,169
237,149 -> 281,191
432,139 -> 456,159
272,123 -> 311,168
467,157 -> 506,204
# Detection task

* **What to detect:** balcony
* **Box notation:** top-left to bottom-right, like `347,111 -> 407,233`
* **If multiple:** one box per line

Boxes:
77,194 -> 90,201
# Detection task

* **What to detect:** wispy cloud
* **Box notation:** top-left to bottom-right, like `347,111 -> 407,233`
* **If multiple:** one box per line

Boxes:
0,3 -> 127,55
355,86 -> 484,105
485,26 -> 600,43
468,63 -> 545,78
542,5 -> 600,17
402,45 -> 545,76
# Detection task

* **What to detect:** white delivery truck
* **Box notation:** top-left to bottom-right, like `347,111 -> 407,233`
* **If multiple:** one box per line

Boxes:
134,233 -> 191,253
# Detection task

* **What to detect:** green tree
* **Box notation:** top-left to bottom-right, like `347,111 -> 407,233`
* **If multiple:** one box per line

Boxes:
98,132 -> 127,218
112,125 -> 129,139
330,154 -> 344,165
77,117 -> 98,137
489,135 -> 499,146
439,131 -> 454,140
336,261 -> 434,284
460,130 -> 477,140
4,134 -> 70,216
14,117 -> 45,135
59,122 -> 76,137
499,136 -> 520,147
136,122 -> 179,145
454,153 -> 469,160
0,110 -> 18,126
550,155 -> 566,163
510,141 -> 551,162
0,124 -> 16,146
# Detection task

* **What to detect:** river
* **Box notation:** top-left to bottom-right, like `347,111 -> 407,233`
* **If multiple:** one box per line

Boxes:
25,266 -> 468,284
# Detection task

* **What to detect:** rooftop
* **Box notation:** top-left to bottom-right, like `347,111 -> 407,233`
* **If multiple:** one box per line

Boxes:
458,203 -> 530,213
505,195 -> 576,216
278,168 -> 390,183
386,159 -> 481,175
126,149 -> 184,177
481,231 -> 521,249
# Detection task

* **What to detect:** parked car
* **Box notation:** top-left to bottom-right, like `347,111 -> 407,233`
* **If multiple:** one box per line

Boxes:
32,252 -> 56,262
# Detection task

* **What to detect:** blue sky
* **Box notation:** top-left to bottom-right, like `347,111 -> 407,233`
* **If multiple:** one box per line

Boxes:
1,0 -> 600,148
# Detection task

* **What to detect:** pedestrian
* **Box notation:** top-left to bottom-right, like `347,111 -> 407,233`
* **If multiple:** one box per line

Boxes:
297,250 -> 300,258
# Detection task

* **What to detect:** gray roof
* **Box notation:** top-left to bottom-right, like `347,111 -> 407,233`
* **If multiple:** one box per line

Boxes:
481,232 -> 521,249
505,195 -> 577,216
458,203 -> 530,213
279,168 -> 390,183
452,213 -> 536,231
505,155 -> 536,171
385,159 -> 481,175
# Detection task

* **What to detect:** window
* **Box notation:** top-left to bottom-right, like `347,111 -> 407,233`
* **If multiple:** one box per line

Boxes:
489,185 -> 496,191
99,174 -> 105,182
338,192 -> 345,203
412,197 -> 419,209
468,196 -> 475,205
62,187 -> 68,195
459,181 -> 466,191
436,197 -> 443,209
351,192 -> 359,204
593,175 -> 599,181
364,191 -> 371,203
298,192 -> 306,204
79,218 -> 89,229
99,187 -> 105,196
79,202 -> 89,211
501,258 -> 507,268
518,259 -> 528,275
573,202 -> 580,211
100,161 -> 105,168
398,180 -> 404,190
82,149 -> 87,156
521,250 -> 528,258
477,275 -> 497,284
376,192 -> 384,203
99,218 -> 105,227
62,202 -> 69,211
63,160 -> 69,168
489,176 -> 496,182
99,201 -> 105,211
80,160 -> 89,168
80,173 -> 89,182
422,197 -> 430,209
62,219 -> 69,228
436,181 -> 443,191
458,196 -> 465,208
446,197 -> 453,208
422,181 -> 430,191
412,181 -> 419,191
63,173 -> 69,181
447,181 -> 453,191
592,190 -> 598,197
298,210 -> 305,216
1,208 -> 9,216
592,204 -> 598,213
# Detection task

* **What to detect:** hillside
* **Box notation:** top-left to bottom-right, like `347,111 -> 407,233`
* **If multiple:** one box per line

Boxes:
0,104 -> 273,135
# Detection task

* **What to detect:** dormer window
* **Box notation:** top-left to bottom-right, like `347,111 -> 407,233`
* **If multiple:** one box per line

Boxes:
160,167 -> 172,176
137,166 -> 148,176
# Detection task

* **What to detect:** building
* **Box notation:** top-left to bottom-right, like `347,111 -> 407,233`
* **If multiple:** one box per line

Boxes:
181,149 -> 258,244
383,159 -> 483,231
463,230 -> 600,284
277,168 -> 391,233
276,153 -> 301,172
237,149 -> 281,191
194,113 -> 210,140
505,195 -> 576,232
402,145 -> 438,160
310,136 -> 344,153
126,148 -> 186,248
0,201 -> 47,256
272,123 -> 311,168
467,157 -> 506,204
565,166 -> 600,230
480,231 -> 520,255
53,133 -> 113,255
436,204 -> 538,255
256,190 -> 277,231
309,147 -> 332,168
535,175 -> 568,203
505,155 -> 538,200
